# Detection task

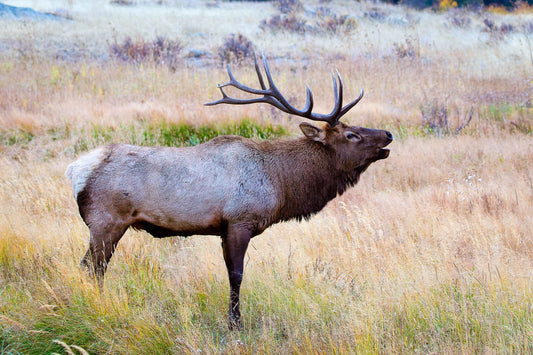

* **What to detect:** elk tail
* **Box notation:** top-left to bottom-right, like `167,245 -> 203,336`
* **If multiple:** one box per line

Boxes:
65,147 -> 106,199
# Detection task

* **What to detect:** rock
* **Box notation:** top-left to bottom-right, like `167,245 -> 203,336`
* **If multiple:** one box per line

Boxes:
0,2 -> 61,20
187,49 -> 210,58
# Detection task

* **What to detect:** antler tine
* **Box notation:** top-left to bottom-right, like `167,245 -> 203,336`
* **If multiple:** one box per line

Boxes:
323,70 -> 343,126
208,86 -> 294,112
261,52 -> 316,118
205,61 -> 270,106
254,54 -> 267,90
226,64 -> 236,82
302,85 -> 314,116
300,70 -> 343,126
335,70 -> 343,118
217,64 -> 266,96
261,53 -> 295,111
338,88 -> 364,119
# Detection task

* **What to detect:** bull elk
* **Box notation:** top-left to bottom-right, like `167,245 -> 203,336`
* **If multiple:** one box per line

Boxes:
66,54 -> 393,329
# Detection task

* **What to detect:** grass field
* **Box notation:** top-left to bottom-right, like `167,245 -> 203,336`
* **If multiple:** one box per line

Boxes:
1,0 -> 532,353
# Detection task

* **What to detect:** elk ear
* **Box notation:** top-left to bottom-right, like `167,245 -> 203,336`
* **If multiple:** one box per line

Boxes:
299,123 -> 326,143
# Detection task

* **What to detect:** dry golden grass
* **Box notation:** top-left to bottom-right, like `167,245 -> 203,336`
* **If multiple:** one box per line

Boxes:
1,0 -> 532,353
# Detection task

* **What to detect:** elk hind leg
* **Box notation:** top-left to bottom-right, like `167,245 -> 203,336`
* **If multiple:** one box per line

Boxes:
80,224 -> 127,290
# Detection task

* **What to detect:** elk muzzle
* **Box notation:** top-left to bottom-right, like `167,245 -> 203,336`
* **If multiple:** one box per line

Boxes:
376,130 -> 393,160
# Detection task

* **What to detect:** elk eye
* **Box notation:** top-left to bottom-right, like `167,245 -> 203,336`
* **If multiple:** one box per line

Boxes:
345,132 -> 361,141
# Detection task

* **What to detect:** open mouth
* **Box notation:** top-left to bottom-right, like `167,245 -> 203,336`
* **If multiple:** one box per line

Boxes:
377,148 -> 390,160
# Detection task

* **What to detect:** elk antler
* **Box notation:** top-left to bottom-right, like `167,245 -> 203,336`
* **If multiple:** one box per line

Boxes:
205,53 -> 364,127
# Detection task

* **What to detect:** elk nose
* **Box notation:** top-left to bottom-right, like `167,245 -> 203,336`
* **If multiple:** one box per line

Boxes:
385,131 -> 393,141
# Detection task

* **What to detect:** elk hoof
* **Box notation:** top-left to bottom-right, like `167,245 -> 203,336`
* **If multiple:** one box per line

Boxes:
79,259 -> 94,278
228,316 -> 242,331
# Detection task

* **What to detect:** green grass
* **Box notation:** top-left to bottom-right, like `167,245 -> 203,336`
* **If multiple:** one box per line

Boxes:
1,254 -> 532,354
0,119 -> 288,155
73,119 -> 288,153
381,282 -> 533,353
0,131 -> 34,146
480,104 -> 533,134
134,119 -> 288,147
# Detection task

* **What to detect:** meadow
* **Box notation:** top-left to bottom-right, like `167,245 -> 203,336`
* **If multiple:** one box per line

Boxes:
0,0 -> 532,353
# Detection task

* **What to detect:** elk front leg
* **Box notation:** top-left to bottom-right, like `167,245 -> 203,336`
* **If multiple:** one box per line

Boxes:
221,224 -> 251,330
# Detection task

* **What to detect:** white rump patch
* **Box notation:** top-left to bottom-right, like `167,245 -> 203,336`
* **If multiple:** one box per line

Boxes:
65,147 -> 106,199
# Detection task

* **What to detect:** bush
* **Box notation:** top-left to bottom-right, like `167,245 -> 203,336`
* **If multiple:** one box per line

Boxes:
401,0 -> 433,10
513,0 -> 533,13
420,101 -> 474,136
395,0 -> 533,9
393,39 -> 418,58
217,34 -> 256,64
316,13 -> 358,34
522,21 -> 533,34
438,0 -> 458,10
261,8 -> 356,35
273,0 -> 304,14
109,0 -> 136,5
109,36 -> 183,70
446,9 -> 472,28
364,8 -> 388,20
260,14 -> 308,33
482,18 -> 516,41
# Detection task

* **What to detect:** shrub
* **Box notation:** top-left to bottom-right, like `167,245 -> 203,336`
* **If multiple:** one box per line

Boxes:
402,0 -> 433,9
393,39 -> 418,58
151,36 -> 183,69
217,34 -> 256,64
273,0 -> 303,14
482,18 -> 516,41
482,18 -> 497,31
260,14 -> 308,33
110,0 -> 136,5
109,36 -> 183,69
487,4 -> 509,13
513,0 -> 533,13
316,13 -> 357,34
446,9 -> 472,28
438,0 -> 458,10
421,101 -> 450,136
315,6 -> 333,17
510,119 -> 532,134
420,101 -> 474,136
499,23 -> 515,33
522,21 -> 533,33
261,8 -> 356,35
364,8 -> 388,20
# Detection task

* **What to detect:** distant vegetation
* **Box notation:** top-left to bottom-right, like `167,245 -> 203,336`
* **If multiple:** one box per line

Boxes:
109,36 -> 183,70
381,0 -> 532,10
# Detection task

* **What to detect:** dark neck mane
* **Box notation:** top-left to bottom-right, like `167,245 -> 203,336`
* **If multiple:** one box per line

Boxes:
260,138 -> 362,223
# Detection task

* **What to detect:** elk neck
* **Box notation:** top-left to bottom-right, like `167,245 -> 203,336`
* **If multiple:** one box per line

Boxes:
259,137 -> 357,223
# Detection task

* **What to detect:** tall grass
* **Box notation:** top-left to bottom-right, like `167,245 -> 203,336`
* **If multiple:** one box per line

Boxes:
1,0 -> 532,353
1,133 -> 532,353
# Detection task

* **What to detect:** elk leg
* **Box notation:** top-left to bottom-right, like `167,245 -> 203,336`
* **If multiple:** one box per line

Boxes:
221,224 -> 251,330
80,224 -> 127,290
